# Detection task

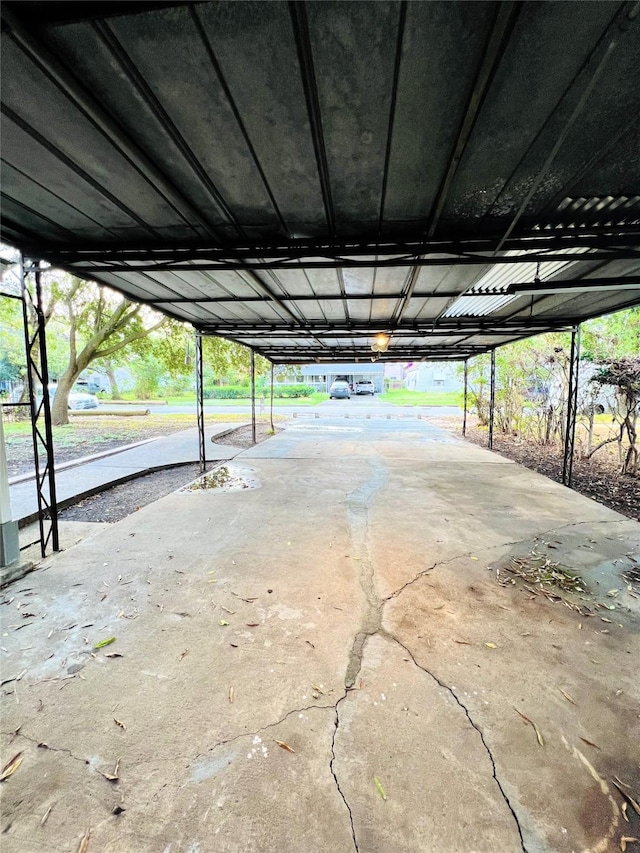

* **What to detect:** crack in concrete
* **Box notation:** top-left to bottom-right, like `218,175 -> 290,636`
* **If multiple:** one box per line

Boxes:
183,702 -> 338,767
329,695 -> 359,853
338,463 -> 532,851
1,728 -> 89,768
384,537 -> 530,602
343,459 -> 388,688
388,636 -> 528,853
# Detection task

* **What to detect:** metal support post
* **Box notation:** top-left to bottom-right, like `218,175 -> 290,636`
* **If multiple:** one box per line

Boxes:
20,258 -> 59,556
250,349 -> 257,444
195,331 -> 206,472
269,362 -> 275,433
462,359 -> 469,437
488,349 -> 496,450
562,325 -> 581,487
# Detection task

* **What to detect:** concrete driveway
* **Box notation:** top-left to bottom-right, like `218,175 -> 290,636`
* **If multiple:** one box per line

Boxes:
1,418 -> 638,853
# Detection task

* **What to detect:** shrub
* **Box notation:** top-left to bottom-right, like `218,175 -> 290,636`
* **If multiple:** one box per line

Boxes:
203,383 -> 315,399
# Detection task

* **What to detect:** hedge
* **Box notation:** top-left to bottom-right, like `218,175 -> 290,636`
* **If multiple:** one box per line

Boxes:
203,384 -> 315,399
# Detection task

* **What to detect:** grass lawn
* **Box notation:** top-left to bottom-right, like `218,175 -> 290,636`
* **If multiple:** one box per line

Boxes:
4,413 -> 275,476
378,389 -> 461,406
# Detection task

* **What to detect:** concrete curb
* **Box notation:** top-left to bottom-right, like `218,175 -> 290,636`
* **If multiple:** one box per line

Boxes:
9,437 -> 159,485
15,422 -> 251,528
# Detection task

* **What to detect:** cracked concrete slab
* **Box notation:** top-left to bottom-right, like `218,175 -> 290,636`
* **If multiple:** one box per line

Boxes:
1,417 -> 638,852
333,633 -> 524,852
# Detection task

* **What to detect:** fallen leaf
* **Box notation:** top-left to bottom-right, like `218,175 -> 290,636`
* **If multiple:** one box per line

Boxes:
113,718 -> 126,731
100,758 -> 120,782
40,805 -> 53,825
78,827 -> 91,852
104,653 -> 123,659
484,642 -> 498,649
229,686 -> 234,703
454,640 -> 472,645
274,740 -> 295,753
311,684 -> 324,694
0,751 -> 23,781
179,649 -> 189,660
112,805 -> 125,815
219,620 -> 229,627
221,606 -> 235,615
622,802 -> 629,822
620,838 -> 639,852
513,707 -> 544,746
559,688 -> 576,705
579,737 -> 600,750
94,637 -> 116,649
613,781 -> 640,816
246,623 -> 259,627
374,776 -> 387,800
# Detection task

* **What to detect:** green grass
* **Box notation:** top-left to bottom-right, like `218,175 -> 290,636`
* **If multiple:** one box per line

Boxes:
378,390 -> 461,406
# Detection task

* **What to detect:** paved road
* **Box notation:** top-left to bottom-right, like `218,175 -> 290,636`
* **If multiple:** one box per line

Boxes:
142,396 -> 461,418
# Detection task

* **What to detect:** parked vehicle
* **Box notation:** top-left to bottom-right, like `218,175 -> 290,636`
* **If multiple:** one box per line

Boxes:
329,380 -> 351,399
43,384 -> 99,410
355,380 -> 375,395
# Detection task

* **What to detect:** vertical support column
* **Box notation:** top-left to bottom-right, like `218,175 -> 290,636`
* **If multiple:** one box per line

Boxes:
488,349 -> 496,450
562,325 -> 581,488
195,331 -> 206,473
250,349 -> 256,444
462,359 -> 469,437
20,257 -> 59,556
269,362 -> 275,433
0,408 -> 20,569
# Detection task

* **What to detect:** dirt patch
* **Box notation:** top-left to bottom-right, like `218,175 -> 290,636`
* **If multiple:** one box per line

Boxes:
60,464 -> 201,523
214,421 -> 282,449
431,416 -> 640,522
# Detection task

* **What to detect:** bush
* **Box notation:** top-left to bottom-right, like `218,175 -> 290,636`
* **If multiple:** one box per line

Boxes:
203,383 -> 315,399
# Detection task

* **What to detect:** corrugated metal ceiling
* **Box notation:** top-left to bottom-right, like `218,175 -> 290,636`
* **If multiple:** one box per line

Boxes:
1,1 -> 639,362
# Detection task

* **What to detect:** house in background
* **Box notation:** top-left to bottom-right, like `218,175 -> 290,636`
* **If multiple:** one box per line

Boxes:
404,362 -> 462,393
300,363 -> 385,393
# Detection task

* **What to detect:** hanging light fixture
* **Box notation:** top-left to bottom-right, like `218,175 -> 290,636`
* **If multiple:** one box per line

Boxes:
371,332 -> 390,353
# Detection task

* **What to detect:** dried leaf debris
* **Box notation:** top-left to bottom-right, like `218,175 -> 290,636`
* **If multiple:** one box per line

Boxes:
0,751 -> 23,781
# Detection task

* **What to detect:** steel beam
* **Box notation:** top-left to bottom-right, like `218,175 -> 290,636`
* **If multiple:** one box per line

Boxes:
195,331 -> 206,473
61,248 -> 640,273
562,325 -> 581,488
20,258 -> 59,557
269,362 -> 275,434
250,349 -> 256,445
488,349 -> 496,451
462,359 -> 469,437
39,228 -> 640,264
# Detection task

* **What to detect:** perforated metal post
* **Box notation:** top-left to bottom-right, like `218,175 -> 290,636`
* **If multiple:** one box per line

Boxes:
250,349 -> 257,444
462,359 -> 469,437
195,331 -> 206,472
20,257 -> 59,556
488,349 -> 496,450
562,325 -> 581,487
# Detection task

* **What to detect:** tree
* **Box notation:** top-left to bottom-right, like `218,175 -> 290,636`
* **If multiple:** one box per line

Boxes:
44,273 -> 166,424
591,358 -> 640,475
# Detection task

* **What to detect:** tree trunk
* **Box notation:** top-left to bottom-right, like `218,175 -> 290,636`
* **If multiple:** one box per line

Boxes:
105,362 -> 121,399
50,371 -> 76,425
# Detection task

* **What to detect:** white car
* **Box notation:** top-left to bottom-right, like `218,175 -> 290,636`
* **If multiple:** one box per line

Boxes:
46,384 -> 99,410
355,380 -> 375,395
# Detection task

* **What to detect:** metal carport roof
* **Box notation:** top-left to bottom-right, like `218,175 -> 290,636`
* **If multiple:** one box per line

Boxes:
1,0 -> 639,363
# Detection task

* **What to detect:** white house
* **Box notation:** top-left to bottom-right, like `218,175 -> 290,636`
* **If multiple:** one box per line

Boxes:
404,362 -> 462,393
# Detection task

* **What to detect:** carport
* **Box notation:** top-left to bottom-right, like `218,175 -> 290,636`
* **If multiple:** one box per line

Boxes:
0,3 -> 639,851
1,0 -> 639,553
